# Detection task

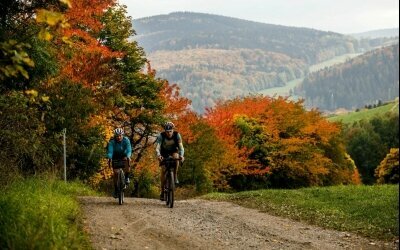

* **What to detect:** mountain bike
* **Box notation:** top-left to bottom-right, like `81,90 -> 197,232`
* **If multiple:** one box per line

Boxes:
112,159 -> 127,205
163,156 -> 177,208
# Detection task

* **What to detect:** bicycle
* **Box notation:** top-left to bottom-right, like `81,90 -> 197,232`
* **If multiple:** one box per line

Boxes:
163,156 -> 178,208
111,159 -> 128,205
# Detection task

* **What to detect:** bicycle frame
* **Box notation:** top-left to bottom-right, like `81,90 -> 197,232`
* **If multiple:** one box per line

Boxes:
112,159 -> 126,205
163,156 -> 177,208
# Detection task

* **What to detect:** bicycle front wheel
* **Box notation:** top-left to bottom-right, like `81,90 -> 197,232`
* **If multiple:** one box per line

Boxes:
168,171 -> 175,208
118,169 -> 125,205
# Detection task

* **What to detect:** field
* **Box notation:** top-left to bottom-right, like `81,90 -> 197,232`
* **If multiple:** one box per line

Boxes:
327,100 -> 399,124
203,184 -> 399,240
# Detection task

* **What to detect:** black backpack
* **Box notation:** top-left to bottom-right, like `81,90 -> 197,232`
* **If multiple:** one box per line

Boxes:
160,131 -> 180,154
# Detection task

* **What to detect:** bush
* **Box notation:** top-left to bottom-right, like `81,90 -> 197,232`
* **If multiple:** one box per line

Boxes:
375,148 -> 399,184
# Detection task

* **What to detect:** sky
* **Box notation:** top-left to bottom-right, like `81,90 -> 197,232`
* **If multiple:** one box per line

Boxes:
117,0 -> 399,34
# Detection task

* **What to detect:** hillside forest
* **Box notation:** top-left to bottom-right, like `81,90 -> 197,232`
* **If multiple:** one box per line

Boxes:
0,1 -> 398,194
133,12 -> 399,113
295,45 -> 399,111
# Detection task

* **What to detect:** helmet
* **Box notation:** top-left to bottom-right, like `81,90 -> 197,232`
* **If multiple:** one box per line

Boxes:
164,121 -> 175,131
114,128 -> 124,135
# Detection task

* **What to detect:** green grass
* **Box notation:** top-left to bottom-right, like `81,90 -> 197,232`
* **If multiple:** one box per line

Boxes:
0,176 -> 98,249
327,100 -> 399,124
203,185 -> 399,240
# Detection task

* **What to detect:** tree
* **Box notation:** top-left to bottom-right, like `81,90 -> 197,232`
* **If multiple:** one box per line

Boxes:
206,95 -> 360,189
344,113 -> 399,184
375,148 -> 399,184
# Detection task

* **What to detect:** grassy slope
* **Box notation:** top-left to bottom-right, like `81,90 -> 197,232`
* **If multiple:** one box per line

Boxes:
203,185 -> 399,241
327,100 -> 399,124
0,177 -> 98,249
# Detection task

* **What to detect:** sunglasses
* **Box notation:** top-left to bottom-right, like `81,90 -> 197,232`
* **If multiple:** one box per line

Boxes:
165,130 -> 173,133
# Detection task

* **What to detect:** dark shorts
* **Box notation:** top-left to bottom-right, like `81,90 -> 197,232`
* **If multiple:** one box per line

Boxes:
112,159 -> 128,169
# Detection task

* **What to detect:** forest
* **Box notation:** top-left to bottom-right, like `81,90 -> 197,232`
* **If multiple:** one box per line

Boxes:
150,48 -> 307,112
0,0 -> 398,196
134,12 -> 360,64
295,45 -> 399,111
133,12 -> 398,113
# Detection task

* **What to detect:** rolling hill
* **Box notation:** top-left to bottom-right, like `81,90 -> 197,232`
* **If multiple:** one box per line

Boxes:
295,44 -> 399,111
349,28 -> 399,39
131,12 -> 398,113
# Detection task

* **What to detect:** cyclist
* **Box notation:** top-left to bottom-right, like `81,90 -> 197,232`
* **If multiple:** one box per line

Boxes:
107,128 -> 132,198
155,122 -> 184,201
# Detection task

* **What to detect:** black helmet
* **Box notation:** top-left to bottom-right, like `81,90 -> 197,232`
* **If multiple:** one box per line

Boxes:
164,121 -> 175,131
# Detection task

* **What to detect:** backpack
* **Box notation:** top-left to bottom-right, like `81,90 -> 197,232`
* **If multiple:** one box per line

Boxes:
160,131 -> 180,154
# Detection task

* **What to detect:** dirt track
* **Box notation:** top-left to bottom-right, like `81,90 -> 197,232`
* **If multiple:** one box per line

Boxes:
80,196 -> 396,250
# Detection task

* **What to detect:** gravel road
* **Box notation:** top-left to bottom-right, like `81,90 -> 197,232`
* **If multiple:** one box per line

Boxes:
80,196 -> 397,250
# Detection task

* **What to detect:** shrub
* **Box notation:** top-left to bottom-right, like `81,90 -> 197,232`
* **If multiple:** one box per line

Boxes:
375,148 -> 399,184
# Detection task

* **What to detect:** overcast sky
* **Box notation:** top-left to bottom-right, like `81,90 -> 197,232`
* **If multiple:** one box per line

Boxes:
117,0 -> 399,34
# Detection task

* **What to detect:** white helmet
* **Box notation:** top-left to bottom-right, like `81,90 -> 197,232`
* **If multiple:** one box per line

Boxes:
114,128 -> 124,135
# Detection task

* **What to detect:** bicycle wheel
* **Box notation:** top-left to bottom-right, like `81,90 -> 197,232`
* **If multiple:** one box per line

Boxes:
118,169 -> 125,205
168,170 -> 175,208
165,174 -> 170,206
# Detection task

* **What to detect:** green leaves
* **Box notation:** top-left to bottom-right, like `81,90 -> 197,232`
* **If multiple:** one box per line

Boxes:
0,40 -> 35,79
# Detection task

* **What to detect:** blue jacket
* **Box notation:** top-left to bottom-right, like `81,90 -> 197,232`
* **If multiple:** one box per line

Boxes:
106,136 -> 132,159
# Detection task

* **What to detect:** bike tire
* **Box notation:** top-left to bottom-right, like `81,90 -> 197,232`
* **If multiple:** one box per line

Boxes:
118,169 -> 125,205
165,176 -> 170,206
168,171 -> 175,208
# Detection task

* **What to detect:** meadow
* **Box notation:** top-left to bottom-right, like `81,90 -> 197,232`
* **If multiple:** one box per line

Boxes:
204,184 -> 399,240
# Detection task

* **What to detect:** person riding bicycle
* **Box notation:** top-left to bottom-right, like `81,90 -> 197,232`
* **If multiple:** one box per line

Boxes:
107,128 -> 132,198
155,122 -> 184,201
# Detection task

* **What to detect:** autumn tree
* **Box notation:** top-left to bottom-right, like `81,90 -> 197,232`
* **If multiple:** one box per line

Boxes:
375,148 -> 399,184
206,95 -> 360,189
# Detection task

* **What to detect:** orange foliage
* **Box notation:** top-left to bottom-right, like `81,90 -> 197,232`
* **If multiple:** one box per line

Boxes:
159,79 -> 196,143
59,0 -> 122,88
206,95 -> 357,187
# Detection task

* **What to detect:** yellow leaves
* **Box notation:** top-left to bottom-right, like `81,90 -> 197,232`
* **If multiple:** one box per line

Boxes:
25,89 -> 38,97
375,148 -> 399,184
41,95 -> 50,102
38,29 -> 53,41
59,0 -> 72,8
62,36 -> 74,46
24,90 -> 50,103
36,9 -> 66,26
35,8 -> 70,42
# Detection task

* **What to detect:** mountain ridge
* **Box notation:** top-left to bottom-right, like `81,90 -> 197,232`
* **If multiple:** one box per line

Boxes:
130,12 -> 398,113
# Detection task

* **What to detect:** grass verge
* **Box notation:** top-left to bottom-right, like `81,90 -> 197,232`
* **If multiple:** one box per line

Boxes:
0,176 -> 98,249
203,184 -> 399,241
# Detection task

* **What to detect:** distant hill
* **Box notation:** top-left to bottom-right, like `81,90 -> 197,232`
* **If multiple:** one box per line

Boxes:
134,12 -> 358,64
295,45 -> 399,111
132,12 -> 361,112
150,48 -> 307,110
350,28 -> 399,39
